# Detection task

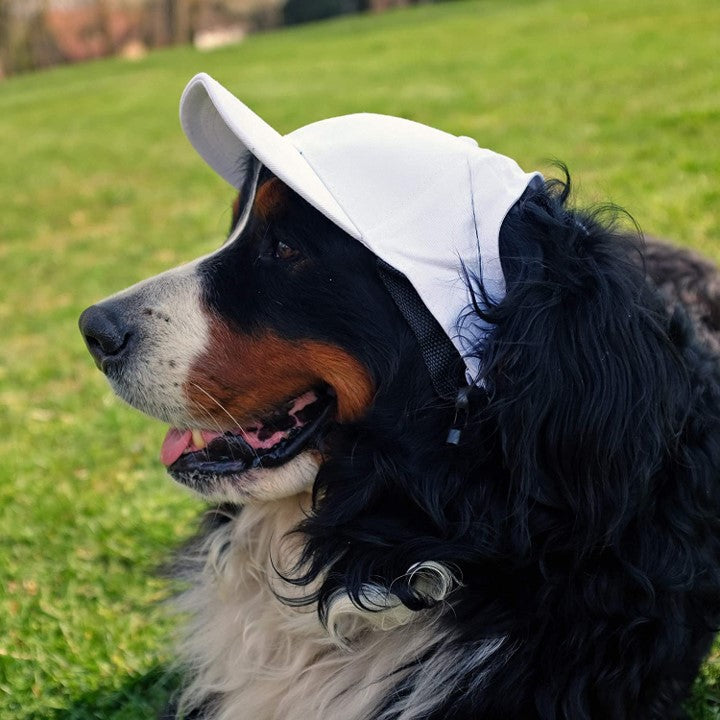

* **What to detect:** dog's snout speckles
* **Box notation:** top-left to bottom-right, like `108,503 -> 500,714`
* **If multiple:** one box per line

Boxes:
142,307 -> 173,323
79,260 -> 210,428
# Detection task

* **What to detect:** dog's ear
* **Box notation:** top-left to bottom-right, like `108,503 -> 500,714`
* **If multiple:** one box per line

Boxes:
475,179 -> 693,551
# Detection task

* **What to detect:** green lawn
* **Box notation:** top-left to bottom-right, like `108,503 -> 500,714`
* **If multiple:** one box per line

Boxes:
1,0 -> 719,717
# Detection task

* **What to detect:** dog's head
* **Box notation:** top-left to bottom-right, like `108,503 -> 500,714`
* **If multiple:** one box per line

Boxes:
78,74 -> 542,506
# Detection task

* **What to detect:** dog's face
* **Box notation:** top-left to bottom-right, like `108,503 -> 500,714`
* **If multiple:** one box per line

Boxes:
79,168 -> 406,502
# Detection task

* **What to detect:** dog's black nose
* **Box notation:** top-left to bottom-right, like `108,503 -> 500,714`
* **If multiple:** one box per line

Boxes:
79,304 -> 132,371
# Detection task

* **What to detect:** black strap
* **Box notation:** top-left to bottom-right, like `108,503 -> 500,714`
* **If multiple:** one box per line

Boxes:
376,259 -> 465,400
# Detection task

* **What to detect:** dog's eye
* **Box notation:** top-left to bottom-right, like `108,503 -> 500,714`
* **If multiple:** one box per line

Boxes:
273,240 -> 300,261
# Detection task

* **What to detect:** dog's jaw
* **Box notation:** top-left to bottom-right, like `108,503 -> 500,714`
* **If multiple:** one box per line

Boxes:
171,451 -> 322,503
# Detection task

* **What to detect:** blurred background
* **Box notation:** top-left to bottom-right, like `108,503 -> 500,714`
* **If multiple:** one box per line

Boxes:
1,0 -> 719,718
0,0 -> 428,76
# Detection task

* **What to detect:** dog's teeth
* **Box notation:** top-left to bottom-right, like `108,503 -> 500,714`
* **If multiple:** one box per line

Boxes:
191,429 -> 206,449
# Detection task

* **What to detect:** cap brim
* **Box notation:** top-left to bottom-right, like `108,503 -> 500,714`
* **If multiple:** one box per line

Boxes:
179,73 -> 360,239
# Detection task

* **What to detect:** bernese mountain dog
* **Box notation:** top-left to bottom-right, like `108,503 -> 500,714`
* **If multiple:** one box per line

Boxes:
80,117 -> 720,719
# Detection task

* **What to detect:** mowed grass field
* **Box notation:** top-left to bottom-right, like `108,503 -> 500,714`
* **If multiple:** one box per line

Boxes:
1,0 -> 719,717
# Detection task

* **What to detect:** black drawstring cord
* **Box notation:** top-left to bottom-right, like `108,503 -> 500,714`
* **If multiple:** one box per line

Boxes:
446,386 -> 472,445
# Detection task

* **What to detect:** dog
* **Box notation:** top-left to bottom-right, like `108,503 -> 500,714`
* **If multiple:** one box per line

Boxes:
80,76 -> 720,719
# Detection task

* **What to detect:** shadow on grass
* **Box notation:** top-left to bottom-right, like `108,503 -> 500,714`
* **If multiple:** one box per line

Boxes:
42,666 -> 179,720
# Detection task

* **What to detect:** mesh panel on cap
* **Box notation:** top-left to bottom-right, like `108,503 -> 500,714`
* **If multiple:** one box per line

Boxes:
376,259 -> 465,399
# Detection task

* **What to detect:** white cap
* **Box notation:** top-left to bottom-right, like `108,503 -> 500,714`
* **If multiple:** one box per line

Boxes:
180,73 -> 541,384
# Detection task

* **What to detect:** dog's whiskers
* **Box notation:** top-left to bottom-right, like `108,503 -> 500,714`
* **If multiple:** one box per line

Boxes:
189,382 -> 261,462
186,398 -> 245,465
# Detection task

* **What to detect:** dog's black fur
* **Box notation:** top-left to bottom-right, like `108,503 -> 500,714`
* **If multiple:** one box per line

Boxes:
87,159 -> 720,719
206,169 -> 720,718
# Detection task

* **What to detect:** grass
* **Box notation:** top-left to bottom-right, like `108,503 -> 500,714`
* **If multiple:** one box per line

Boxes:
0,0 -> 719,716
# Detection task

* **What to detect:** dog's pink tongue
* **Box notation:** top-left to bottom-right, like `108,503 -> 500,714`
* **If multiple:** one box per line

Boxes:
160,428 -> 192,467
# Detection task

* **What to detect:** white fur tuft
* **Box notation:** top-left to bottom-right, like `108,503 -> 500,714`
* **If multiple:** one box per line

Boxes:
326,560 -> 459,645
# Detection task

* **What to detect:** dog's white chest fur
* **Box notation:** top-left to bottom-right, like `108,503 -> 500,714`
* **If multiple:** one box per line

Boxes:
174,495 -> 504,720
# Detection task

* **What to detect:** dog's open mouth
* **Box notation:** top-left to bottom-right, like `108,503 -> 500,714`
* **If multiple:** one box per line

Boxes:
161,388 -> 333,482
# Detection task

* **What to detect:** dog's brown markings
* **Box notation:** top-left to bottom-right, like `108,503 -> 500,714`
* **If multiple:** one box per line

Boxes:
185,317 -> 374,426
254,178 -> 285,219
231,193 -> 242,225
